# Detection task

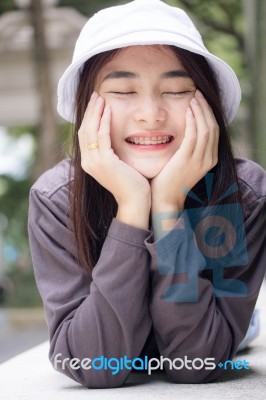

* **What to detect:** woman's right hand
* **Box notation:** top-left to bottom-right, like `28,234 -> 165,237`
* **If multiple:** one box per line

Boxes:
78,92 -> 151,229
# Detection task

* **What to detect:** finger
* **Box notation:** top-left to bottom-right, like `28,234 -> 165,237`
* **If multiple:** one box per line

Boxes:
78,92 -> 97,136
98,105 -> 112,152
209,123 -> 219,166
178,106 -> 197,158
85,96 -> 105,145
78,92 -> 98,152
195,91 -> 219,165
203,120 -> 219,166
190,95 -> 210,161
78,93 -> 93,151
79,93 -> 104,148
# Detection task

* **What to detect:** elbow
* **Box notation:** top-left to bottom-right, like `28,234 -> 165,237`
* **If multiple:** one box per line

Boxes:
80,369 -> 130,389
166,366 -> 224,384
82,373 -> 129,389
161,356 -> 224,384
50,352 -> 130,389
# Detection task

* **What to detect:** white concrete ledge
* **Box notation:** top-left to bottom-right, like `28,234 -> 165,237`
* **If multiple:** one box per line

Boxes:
1,282 -> 266,400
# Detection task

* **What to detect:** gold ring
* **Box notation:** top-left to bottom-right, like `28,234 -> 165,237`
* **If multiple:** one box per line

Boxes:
87,143 -> 99,150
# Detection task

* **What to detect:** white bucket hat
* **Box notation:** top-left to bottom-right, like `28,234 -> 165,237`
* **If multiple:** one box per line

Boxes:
57,0 -> 241,124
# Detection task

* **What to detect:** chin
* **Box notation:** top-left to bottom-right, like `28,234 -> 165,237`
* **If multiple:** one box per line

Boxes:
126,158 -> 168,179
140,170 -> 159,179
135,165 -> 164,179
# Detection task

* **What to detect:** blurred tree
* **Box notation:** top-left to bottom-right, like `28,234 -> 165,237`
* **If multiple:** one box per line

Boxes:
58,0 -> 127,16
30,0 -> 61,178
0,0 -> 16,14
0,175 -> 31,256
243,0 -> 266,168
0,173 -> 44,307
177,0 -> 244,71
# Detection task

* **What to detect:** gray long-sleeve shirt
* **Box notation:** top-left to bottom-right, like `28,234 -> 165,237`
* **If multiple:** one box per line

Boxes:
28,157 -> 266,388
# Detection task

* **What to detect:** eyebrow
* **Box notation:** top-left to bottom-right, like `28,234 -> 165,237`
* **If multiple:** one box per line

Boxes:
102,71 -> 137,81
102,69 -> 190,82
161,70 -> 190,79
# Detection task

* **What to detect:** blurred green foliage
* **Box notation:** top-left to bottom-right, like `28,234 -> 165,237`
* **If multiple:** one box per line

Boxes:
0,0 -> 16,14
0,125 -> 37,307
4,266 -> 43,307
0,175 -> 31,253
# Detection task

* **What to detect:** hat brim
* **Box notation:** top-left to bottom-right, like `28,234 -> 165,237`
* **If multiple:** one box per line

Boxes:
57,31 -> 241,124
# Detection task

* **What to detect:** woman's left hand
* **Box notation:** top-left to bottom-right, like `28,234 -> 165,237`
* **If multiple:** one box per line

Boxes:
150,90 -> 219,215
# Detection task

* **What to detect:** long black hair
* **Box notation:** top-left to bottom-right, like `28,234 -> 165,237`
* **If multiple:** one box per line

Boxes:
70,45 -> 242,273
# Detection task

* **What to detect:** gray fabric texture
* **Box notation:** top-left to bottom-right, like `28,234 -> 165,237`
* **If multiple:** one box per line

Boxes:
28,157 -> 266,388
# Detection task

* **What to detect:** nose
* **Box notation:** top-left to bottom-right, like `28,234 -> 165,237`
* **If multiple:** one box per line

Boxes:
133,95 -> 167,125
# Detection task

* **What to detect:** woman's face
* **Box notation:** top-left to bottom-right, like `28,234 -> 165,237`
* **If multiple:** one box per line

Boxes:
94,45 -> 196,179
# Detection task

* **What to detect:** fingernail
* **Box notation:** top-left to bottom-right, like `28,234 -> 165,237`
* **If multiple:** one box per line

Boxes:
195,90 -> 203,97
90,91 -> 97,100
191,97 -> 199,105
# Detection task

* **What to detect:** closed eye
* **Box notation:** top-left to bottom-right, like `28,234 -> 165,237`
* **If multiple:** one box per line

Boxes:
163,91 -> 193,96
109,91 -> 136,96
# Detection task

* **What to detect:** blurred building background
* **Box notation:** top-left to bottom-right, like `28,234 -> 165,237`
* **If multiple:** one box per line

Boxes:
0,0 -> 266,363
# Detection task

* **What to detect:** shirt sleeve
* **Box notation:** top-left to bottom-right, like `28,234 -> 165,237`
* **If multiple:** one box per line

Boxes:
145,195 -> 266,384
28,187 -> 152,388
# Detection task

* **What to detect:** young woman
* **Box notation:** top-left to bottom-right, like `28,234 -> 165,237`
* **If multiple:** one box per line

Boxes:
28,0 -> 266,388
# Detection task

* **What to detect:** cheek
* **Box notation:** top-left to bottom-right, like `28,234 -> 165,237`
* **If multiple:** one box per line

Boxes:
108,105 -> 123,134
108,97 -> 132,118
168,100 -> 190,130
104,99 -> 129,126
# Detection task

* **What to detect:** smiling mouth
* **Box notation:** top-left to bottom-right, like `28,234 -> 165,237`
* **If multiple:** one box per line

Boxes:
126,135 -> 174,145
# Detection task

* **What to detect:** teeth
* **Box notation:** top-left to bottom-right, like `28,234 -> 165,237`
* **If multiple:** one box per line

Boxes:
127,135 -> 172,145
